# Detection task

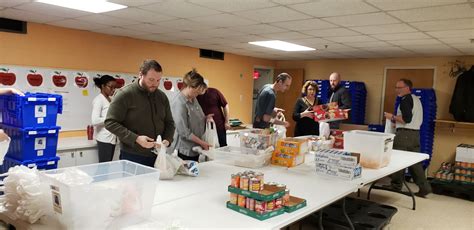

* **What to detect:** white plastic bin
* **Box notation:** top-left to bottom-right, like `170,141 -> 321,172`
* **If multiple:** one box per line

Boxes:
39,160 -> 160,230
212,146 -> 272,168
343,130 -> 395,169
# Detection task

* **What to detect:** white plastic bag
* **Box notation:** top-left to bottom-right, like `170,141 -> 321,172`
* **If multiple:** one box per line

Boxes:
0,130 -> 11,165
319,122 -> 330,139
273,112 -> 287,139
384,119 -> 396,134
153,136 -> 181,180
203,120 -> 219,149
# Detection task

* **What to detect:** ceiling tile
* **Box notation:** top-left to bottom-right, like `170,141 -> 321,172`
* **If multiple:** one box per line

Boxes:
350,23 -> 417,34
233,6 -> 311,23
193,37 -> 237,45
387,39 -> 442,46
449,43 -> 474,49
427,29 -> 474,38
362,46 -> 411,52
108,0 -> 163,7
270,18 -> 338,31
191,13 -> 257,27
158,19 -> 217,31
230,24 -> 287,34
410,18 -> 474,32
104,8 -> 175,23
302,28 -> 360,37
325,35 -> 378,43
227,34 -> 268,42
271,0 -> 313,4
366,0 -> 466,11
76,14 -> 139,27
400,44 -> 455,51
189,0 -> 277,13
158,31 -> 208,40
91,26 -> 149,37
1,8 -> 64,23
15,2 -> 91,18
48,19 -> 109,31
345,41 -> 391,48
195,28 -> 246,38
287,37 -> 333,46
372,32 -> 431,41
140,1 -> 221,18
261,31 -> 312,40
120,23 -> 176,34
324,12 -> 400,27
389,4 -> 474,22
0,0 -> 31,8
134,33 -> 183,43
288,1 -> 378,17
439,37 -> 472,44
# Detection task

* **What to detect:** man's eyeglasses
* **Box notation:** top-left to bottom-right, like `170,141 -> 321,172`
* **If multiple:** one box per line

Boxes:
395,86 -> 407,89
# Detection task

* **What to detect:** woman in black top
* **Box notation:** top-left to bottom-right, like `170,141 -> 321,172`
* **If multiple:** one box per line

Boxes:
293,81 -> 319,136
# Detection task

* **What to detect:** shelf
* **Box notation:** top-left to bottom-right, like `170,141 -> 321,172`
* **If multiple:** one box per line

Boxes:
435,120 -> 474,132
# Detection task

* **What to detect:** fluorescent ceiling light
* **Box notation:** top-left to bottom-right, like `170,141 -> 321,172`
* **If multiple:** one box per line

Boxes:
36,0 -> 127,13
248,40 -> 315,51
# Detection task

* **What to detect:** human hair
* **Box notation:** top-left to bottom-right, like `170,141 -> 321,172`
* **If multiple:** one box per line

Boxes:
275,72 -> 291,83
183,68 -> 206,89
399,78 -> 413,90
139,59 -> 162,75
93,75 -> 116,89
301,80 -> 318,95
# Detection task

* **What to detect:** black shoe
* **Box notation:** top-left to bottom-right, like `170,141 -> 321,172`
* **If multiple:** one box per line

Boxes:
415,187 -> 432,198
381,184 -> 402,192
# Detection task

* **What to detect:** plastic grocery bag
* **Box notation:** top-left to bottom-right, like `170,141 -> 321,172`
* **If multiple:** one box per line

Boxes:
385,119 -> 396,134
319,122 -> 330,139
203,120 -> 219,149
153,136 -> 182,180
273,112 -> 287,140
0,130 -> 11,165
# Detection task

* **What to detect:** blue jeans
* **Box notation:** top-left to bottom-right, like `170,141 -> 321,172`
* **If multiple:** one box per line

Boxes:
119,149 -> 156,167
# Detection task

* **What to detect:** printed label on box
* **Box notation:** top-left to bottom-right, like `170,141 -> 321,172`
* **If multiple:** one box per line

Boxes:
35,105 -> 47,118
35,137 -> 46,150
37,117 -> 44,124
37,150 -> 44,157
52,191 -> 62,214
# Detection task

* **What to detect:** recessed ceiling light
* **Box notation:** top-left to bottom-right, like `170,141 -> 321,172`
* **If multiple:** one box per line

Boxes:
36,0 -> 127,13
248,40 -> 315,51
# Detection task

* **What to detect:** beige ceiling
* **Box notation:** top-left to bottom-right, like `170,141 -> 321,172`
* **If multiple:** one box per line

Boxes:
1,0 -> 473,60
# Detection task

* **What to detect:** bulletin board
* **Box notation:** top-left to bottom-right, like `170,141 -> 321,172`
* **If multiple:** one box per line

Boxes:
0,65 -> 185,131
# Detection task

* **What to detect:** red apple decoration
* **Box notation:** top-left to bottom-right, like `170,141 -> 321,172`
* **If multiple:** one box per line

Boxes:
52,71 -> 67,87
27,70 -> 43,87
177,80 -> 184,90
75,72 -> 88,88
114,75 -> 125,88
0,68 -> 16,86
163,78 -> 172,90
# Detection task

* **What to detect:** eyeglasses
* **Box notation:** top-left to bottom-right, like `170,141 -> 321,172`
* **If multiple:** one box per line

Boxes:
395,86 -> 407,89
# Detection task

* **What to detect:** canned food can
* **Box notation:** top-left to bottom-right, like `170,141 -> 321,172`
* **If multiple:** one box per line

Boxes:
461,162 -> 468,168
229,193 -> 238,205
255,200 -> 266,214
276,184 -> 286,190
250,178 -> 260,192
256,173 -> 264,191
455,161 -> 461,167
246,198 -> 255,211
231,174 -> 237,187
283,189 -> 290,205
240,176 -> 249,190
238,195 -> 246,207
455,168 -> 461,174
455,175 -> 460,181
275,197 -> 283,209
461,169 -> 467,174
266,200 -> 275,211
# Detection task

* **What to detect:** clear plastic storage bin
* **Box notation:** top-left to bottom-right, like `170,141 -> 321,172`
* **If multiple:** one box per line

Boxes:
212,146 -> 272,168
343,130 -> 395,169
39,160 -> 160,229
239,129 -> 277,154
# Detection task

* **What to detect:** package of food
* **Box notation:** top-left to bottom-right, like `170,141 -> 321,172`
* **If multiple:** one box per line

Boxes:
313,102 -> 349,122
271,138 -> 308,167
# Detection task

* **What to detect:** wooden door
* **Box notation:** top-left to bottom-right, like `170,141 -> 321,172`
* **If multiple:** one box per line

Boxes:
383,69 -> 434,116
274,69 -> 304,137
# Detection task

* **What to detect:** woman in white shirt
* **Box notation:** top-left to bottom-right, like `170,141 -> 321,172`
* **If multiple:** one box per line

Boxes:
92,75 -> 117,162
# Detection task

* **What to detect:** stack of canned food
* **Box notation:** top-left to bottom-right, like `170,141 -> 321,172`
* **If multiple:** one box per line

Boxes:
228,170 -> 290,214
434,162 -> 455,182
454,161 -> 474,184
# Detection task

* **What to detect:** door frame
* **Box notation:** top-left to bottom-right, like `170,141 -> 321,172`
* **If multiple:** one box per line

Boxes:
380,66 -> 437,123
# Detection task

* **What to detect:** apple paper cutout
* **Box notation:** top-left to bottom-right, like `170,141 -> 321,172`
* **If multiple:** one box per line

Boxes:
163,78 -> 172,90
27,70 -> 43,87
115,75 -> 125,88
177,79 -> 184,90
0,68 -> 16,86
52,71 -> 67,87
75,72 -> 88,88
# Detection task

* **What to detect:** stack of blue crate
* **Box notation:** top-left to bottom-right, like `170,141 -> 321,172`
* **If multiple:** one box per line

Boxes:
0,93 -> 63,173
313,79 -> 367,124
395,88 -> 437,168
368,124 -> 385,132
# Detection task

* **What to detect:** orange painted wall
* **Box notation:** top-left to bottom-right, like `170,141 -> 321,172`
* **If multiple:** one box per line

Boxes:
0,23 -> 275,137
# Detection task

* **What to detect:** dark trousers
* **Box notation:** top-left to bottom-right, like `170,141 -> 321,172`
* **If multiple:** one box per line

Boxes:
390,129 -> 431,192
178,152 -> 199,162
97,141 -> 115,162
217,128 -> 227,147
119,149 -> 156,167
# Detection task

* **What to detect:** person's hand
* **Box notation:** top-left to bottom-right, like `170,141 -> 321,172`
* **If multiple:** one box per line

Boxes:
10,88 -> 24,96
283,121 -> 290,128
201,142 -> 211,151
301,110 -> 314,118
274,107 -> 285,113
162,139 -> 170,147
383,112 -> 393,120
136,135 -> 155,149
206,114 -> 214,122
224,122 -> 231,130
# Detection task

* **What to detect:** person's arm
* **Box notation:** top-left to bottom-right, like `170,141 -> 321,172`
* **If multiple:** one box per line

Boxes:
398,95 -> 414,124
293,99 -> 303,122
340,89 -> 351,109
91,97 -> 105,126
223,104 -> 230,129
261,92 -> 275,123
161,95 -> 175,147
0,88 -> 24,96
105,91 -> 138,147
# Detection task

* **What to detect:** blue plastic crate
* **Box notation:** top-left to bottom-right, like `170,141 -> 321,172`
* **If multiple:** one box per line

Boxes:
0,92 -> 62,129
1,124 -> 60,161
0,155 -> 59,174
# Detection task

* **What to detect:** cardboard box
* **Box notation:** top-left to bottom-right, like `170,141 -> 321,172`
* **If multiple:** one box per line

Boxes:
456,144 -> 474,163
314,149 -> 362,180
339,124 -> 369,131
313,102 -> 348,122
272,138 -> 308,167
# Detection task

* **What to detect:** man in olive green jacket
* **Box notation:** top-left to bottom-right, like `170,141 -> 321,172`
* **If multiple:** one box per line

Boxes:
105,60 -> 175,167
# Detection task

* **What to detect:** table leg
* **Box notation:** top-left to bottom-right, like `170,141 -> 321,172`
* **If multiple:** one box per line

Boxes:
367,181 -> 377,200
402,178 -> 416,210
319,209 -> 324,230
342,198 -> 355,230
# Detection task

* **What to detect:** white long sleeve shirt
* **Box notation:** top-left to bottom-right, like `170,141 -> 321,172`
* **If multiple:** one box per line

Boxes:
91,94 -> 117,144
